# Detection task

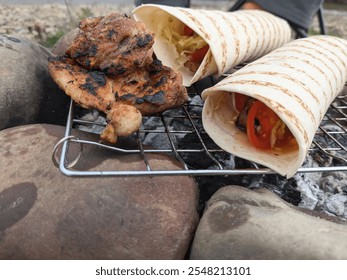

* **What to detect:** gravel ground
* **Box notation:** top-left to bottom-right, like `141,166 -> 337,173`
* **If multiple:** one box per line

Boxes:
311,9 -> 347,38
1,3 -> 346,46
0,4 -> 135,45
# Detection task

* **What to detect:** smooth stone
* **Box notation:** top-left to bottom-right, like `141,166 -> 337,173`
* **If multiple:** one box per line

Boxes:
0,35 -> 69,130
190,185 -> 347,259
51,28 -> 78,56
0,124 -> 199,259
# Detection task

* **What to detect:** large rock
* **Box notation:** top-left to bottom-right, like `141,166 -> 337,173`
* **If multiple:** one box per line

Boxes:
0,35 -> 69,130
51,28 -> 78,56
190,185 -> 347,259
0,124 -> 199,259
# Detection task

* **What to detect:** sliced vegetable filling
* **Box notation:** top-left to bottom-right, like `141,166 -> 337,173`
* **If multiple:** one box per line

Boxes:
233,92 -> 297,150
159,16 -> 209,72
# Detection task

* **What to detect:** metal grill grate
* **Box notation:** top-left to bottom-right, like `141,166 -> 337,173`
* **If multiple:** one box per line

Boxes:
52,79 -> 347,177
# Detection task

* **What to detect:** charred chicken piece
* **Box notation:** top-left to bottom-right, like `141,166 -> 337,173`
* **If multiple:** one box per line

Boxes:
49,12 -> 187,144
113,59 -> 188,115
48,56 -> 188,143
66,13 -> 154,77
48,57 -> 114,112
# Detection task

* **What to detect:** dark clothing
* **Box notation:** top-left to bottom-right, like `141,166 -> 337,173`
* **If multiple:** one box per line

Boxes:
135,0 -> 323,32
134,0 -> 189,7
252,0 -> 324,31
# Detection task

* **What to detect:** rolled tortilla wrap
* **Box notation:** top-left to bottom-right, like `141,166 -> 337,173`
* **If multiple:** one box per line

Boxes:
201,35 -> 347,178
132,4 -> 292,86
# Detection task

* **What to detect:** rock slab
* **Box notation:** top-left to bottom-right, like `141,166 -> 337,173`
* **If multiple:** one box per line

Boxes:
190,185 -> 347,259
0,35 -> 69,130
0,124 -> 199,259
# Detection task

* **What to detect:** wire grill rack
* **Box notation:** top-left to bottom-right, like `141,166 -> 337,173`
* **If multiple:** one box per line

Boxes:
52,79 -> 347,177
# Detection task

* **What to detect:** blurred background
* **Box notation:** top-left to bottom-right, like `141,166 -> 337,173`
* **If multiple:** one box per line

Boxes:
0,0 -> 346,48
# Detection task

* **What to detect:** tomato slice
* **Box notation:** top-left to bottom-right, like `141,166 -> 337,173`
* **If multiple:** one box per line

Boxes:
190,45 -> 209,63
183,25 -> 194,36
246,100 -> 280,149
182,25 -> 208,63
234,92 -> 250,112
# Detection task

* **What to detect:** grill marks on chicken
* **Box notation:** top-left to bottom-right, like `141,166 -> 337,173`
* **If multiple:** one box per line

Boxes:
49,56 -> 187,115
48,57 -> 113,112
66,13 -> 154,77
48,13 -> 188,144
113,59 -> 188,115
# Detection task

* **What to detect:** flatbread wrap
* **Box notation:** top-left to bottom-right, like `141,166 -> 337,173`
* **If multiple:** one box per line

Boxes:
132,4 -> 292,86
201,35 -> 347,178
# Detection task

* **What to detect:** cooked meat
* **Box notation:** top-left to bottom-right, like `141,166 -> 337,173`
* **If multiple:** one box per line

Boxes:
48,57 -> 114,112
101,103 -> 142,144
66,13 -> 154,77
48,56 -> 188,143
49,12 -> 188,144
113,59 -> 188,115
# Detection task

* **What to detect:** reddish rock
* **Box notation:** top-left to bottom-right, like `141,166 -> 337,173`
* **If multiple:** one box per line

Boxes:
0,124 -> 199,259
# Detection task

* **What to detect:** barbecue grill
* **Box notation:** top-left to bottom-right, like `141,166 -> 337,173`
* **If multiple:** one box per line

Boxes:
52,2 -> 346,178
52,76 -> 347,177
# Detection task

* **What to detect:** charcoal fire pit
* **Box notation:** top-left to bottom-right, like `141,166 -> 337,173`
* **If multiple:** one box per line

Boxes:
52,76 -> 347,220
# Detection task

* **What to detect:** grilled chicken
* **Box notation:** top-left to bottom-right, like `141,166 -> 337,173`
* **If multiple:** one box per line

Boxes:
112,59 -> 188,115
49,12 -> 188,144
48,56 -> 188,143
66,13 -> 154,77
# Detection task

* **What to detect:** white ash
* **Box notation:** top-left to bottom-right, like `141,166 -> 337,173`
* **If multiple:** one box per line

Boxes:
325,194 -> 347,218
188,95 -> 204,114
207,154 -> 236,170
321,172 -> 347,194
294,172 -> 324,212
218,154 -> 235,170
141,115 -> 187,150
75,109 -> 106,135
293,154 -> 347,220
